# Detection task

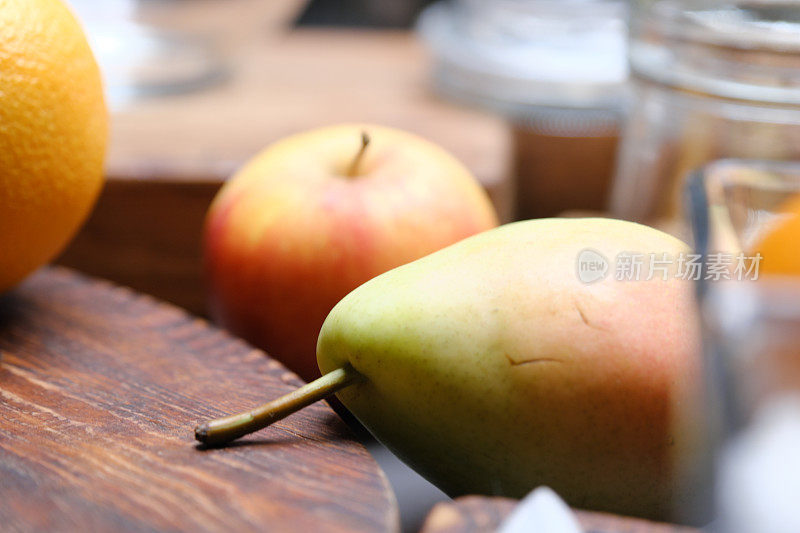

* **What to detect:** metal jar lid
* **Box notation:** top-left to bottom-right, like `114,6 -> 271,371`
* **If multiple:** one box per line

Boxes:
630,0 -> 800,105
417,0 -> 630,115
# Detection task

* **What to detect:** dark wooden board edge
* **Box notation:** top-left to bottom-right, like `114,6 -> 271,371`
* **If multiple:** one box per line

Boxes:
420,496 -> 698,533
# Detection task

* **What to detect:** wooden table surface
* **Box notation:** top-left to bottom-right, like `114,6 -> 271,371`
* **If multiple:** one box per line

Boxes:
420,496 -> 699,533
110,0 -> 510,193
0,268 -> 398,532
57,0 -> 511,316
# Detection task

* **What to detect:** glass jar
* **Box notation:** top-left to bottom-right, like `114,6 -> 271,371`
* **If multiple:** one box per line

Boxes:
687,159 -> 800,530
610,0 -> 800,228
418,0 -> 629,219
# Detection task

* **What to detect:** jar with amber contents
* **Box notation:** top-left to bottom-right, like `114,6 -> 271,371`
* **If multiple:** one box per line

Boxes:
419,0 -> 629,220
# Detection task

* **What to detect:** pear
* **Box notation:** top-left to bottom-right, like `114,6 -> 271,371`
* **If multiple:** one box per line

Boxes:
196,218 -> 702,520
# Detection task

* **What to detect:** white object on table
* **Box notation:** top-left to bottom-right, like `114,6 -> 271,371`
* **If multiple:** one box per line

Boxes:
717,395 -> 800,533
498,486 -> 584,533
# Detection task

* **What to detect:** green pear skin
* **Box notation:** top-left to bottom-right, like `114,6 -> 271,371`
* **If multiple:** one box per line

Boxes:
317,218 -> 701,520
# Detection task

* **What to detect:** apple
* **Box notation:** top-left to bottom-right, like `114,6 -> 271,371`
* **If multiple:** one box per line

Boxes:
203,124 -> 499,381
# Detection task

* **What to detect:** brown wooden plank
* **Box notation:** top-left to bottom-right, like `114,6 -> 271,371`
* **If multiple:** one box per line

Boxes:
57,179 -> 219,317
0,267 -> 398,532
420,496 -> 698,533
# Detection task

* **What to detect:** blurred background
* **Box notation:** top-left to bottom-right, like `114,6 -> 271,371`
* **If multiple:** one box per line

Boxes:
56,1 -> 800,531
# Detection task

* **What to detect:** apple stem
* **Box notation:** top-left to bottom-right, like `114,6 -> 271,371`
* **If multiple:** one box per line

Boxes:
346,131 -> 371,177
194,365 -> 361,447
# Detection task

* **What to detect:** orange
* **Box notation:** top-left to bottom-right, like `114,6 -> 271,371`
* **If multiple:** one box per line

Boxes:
0,0 -> 107,292
752,193 -> 800,277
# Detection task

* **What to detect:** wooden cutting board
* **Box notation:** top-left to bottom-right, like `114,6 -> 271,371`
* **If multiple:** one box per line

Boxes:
0,268 -> 398,532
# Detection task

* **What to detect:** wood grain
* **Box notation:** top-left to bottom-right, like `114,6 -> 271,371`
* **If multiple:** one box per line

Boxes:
57,180 -> 219,318
420,497 -> 698,533
0,267 -> 398,532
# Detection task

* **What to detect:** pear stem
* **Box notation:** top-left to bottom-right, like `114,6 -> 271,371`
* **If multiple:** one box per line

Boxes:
346,131 -> 371,177
195,365 -> 361,447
